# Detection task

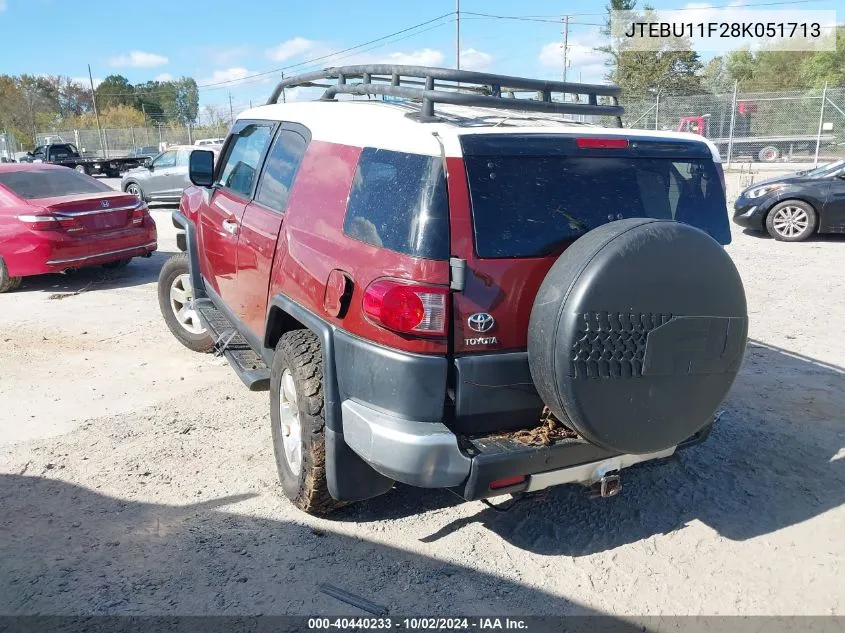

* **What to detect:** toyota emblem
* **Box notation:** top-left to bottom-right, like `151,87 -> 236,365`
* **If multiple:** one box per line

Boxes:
100,200 -> 110,208
467,312 -> 495,333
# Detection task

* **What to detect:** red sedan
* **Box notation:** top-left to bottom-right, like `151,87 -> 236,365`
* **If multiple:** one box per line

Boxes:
0,164 -> 157,292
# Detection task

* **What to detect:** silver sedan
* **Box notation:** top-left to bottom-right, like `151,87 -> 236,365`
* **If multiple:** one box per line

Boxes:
121,144 -> 221,204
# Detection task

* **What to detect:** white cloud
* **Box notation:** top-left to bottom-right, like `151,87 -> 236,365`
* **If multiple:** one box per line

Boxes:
108,51 -> 169,68
200,67 -> 262,86
460,48 -> 493,72
539,31 -> 610,84
154,73 -> 174,82
382,48 -> 445,66
267,37 -> 319,62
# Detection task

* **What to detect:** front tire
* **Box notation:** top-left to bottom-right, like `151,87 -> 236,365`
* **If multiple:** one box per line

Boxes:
157,253 -> 214,352
270,329 -> 343,516
125,182 -> 144,199
765,200 -> 817,242
74,165 -> 87,175
0,258 -> 22,293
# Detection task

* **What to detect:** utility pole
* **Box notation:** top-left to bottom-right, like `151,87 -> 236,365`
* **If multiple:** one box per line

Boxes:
562,15 -> 570,83
281,72 -> 286,103
228,91 -> 234,123
88,64 -> 106,158
456,0 -> 461,70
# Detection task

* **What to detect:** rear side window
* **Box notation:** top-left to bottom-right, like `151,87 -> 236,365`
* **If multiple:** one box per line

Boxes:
463,141 -> 729,258
343,148 -> 449,260
0,169 -> 111,199
255,129 -> 308,213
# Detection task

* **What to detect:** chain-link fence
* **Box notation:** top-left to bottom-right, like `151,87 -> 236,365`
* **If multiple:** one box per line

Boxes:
617,83 -> 845,165
34,124 -> 227,159
0,132 -> 17,162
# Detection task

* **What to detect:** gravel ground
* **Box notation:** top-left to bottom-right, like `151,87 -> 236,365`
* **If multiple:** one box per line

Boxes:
0,182 -> 843,616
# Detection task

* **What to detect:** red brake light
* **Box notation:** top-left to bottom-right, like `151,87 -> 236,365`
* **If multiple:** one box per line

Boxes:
363,279 -> 448,337
130,203 -> 148,226
575,137 -> 629,149
18,214 -> 83,233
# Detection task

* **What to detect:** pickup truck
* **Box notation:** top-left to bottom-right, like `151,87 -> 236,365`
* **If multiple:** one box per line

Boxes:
18,143 -> 142,177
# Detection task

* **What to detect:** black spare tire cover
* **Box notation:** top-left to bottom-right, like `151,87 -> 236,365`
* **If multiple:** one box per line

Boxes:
528,218 -> 747,455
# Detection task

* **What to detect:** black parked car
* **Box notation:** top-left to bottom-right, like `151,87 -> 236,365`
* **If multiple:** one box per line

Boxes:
733,159 -> 845,241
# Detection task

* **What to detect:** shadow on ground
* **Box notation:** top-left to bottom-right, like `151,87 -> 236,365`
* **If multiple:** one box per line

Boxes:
741,227 -> 845,242
0,474 -> 642,623
14,249 -> 176,295
344,340 -> 844,556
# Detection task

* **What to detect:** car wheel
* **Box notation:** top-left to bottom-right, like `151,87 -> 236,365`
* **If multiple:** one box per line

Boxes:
157,253 -> 214,353
74,165 -> 87,175
765,200 -> 817,242
102,258 -> 132,269
270,329 -> 344,516
0,258 -> 22,293
124,182 -> 144,199
758,146 -> 780,162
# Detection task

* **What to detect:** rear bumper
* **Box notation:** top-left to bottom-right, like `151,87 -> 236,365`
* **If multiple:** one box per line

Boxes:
45,240 -> 157,266
335,332 -> 714,500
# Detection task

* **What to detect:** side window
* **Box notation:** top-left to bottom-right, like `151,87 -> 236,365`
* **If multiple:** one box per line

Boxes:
176,148 -> 191,167
255,129 -> 308,213
217,123 -> 273,198
343,147 -> 449,260
153,151 -> 177,168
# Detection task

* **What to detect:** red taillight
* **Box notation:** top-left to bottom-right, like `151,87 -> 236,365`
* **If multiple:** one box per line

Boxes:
363,279 -> 448,337
489,475 -> 527,490
18,214 -> 83,233
575,137 -> 629,149
131,203 -> 148,226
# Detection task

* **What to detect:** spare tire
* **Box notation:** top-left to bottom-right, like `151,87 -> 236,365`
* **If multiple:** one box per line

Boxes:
528,218 -> 747,455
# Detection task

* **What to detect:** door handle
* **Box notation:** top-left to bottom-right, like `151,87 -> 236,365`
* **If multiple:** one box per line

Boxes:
221,219 -> 239,236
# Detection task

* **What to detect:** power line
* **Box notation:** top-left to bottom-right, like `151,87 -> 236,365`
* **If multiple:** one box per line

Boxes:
95,11 -> 456,98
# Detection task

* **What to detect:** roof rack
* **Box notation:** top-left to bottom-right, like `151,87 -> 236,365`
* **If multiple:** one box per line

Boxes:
267,65 -> 624,125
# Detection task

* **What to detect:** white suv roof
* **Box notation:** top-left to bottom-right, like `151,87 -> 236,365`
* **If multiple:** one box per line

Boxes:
238,100 -> 722,162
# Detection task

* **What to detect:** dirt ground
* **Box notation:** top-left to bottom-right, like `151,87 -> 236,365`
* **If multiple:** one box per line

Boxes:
0,183 -> 843,616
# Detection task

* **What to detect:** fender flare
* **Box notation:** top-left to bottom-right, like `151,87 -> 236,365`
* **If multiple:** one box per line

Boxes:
265,294 -> 394,502
171,211 -> 206,298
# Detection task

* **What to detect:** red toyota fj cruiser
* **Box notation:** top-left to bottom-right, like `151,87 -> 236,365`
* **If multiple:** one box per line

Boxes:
158,66 -> 747,515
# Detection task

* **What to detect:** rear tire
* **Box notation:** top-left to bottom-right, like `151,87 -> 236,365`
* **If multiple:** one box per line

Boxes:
765,200 -> 817,242
0,258 -> 22,293
270,329 -> 343,516
157,253 -> 214,353
758,146 -> 780,162
74,165 -> 87,175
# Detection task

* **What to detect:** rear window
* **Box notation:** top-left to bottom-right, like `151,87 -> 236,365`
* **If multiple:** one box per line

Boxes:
0,168 -> 111,199
343,148 -> 449,260
462,135 -> 729,258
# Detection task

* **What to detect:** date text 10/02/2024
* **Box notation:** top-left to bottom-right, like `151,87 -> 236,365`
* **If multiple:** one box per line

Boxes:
307,617 -> 529,630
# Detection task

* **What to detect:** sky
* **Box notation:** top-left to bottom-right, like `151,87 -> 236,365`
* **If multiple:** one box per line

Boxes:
0,0 -> 838,121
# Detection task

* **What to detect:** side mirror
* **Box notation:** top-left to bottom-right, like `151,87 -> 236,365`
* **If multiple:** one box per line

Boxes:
143,158 -> 153,168
25,152 -> 33,157
189,150 -> 215,187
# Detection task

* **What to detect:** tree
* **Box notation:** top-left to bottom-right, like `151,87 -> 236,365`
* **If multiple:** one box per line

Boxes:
58,78 -> 93,117
700,56 -> 734,94
597,1 -> 703,97
94,75 -> 135,109
801,26 -> 845,88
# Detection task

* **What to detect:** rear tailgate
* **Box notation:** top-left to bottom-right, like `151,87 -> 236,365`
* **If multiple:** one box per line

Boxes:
33,192 -> 141,234
447,133 -> 730,432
